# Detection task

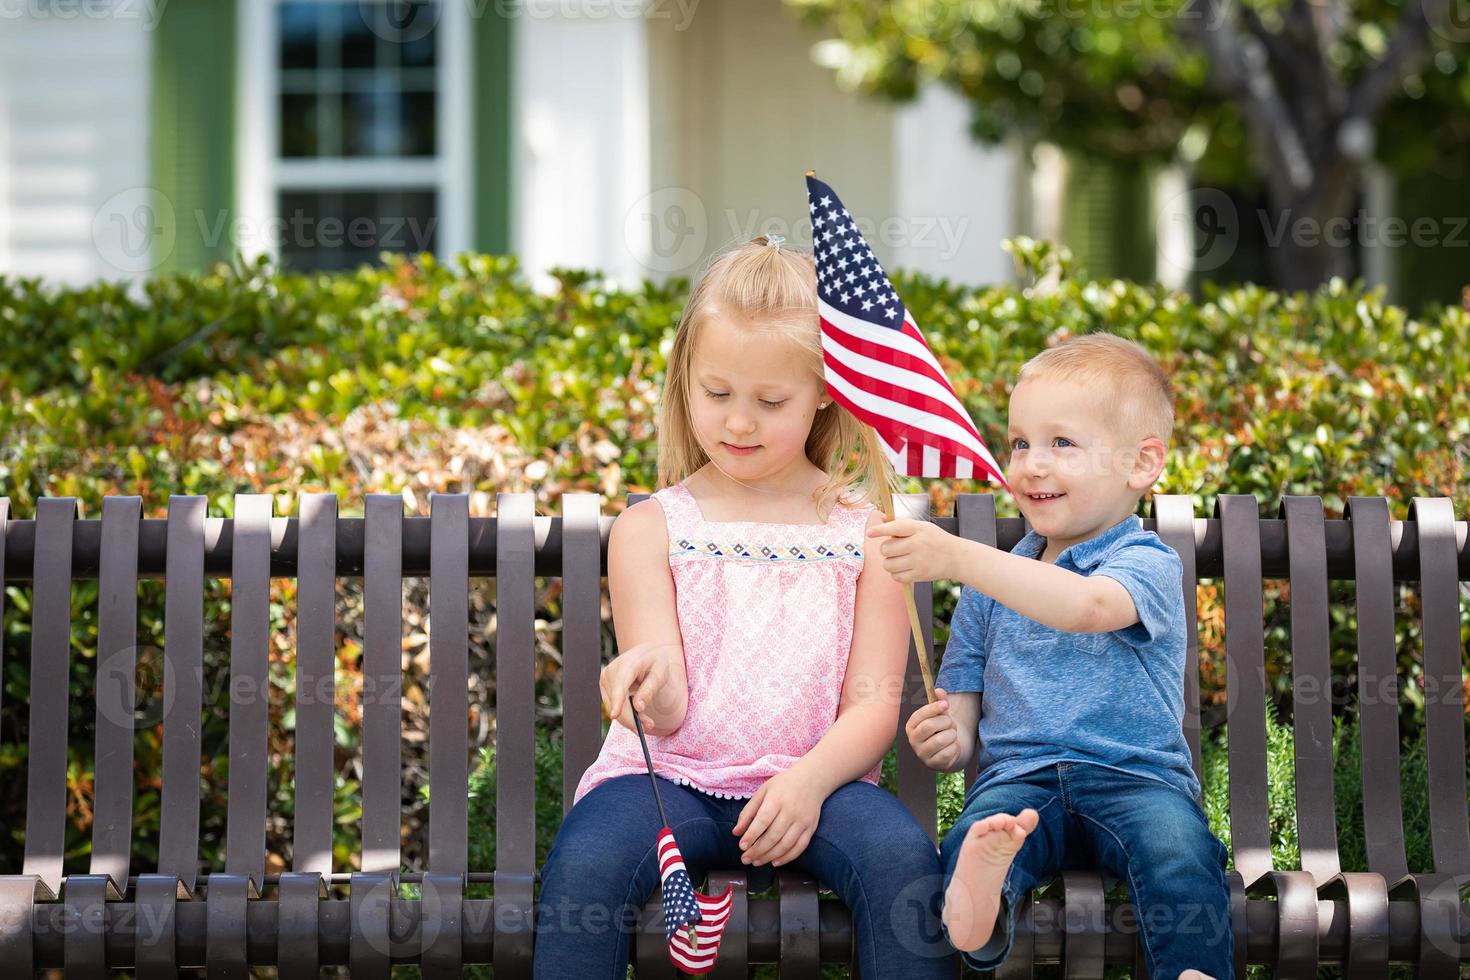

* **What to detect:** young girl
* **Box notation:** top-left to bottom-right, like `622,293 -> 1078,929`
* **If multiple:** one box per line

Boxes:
533,236 -> 955,977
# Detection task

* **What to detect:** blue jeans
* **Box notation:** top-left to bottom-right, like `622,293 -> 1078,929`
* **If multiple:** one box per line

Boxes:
534,774 -> 958,978
940,762 -> 1233,978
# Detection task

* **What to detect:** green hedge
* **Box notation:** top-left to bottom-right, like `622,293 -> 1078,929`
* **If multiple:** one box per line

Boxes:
1,242 -> 1465,885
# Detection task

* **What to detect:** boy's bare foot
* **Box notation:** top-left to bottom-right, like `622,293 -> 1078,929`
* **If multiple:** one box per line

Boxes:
942,808 -> 1040,952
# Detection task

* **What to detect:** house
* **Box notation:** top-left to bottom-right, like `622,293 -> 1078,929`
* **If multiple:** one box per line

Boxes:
0,0 -> 1461,309
0,0 -> 1022,290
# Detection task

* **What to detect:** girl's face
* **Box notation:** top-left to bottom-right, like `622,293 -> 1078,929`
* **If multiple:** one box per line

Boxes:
687,310 -> 826,487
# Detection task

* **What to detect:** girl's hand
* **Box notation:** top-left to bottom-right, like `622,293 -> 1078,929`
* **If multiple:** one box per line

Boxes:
599,641 -> 685,732
731,769 -> 825,868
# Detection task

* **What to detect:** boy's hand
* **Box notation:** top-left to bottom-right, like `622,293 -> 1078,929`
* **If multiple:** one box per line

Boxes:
906,687 -> 963,771
732,768 -> 825,867
867,518 -> 967,583
599,641 -> 684,732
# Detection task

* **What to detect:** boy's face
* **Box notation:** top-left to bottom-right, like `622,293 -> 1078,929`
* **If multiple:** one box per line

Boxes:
1005,377 -> 1163,545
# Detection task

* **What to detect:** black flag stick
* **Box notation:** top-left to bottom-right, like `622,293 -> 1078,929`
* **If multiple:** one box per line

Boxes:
630,695 -> 670,829
630,696 -> 699,952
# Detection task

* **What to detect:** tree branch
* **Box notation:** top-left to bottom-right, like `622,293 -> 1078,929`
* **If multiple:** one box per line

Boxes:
1183,0 -> 1316,200
1346,0 -> 1449,122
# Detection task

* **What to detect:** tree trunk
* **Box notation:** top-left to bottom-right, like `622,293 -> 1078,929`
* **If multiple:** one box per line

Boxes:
1261,155 -> 1363,292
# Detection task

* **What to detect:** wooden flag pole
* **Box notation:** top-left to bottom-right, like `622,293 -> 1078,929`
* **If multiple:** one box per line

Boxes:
875,479 -> 938,706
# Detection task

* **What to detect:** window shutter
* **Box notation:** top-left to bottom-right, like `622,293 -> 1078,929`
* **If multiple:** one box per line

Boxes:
151,0 -> 237,275
1062,150 -> 1155,282
473,8 -> 512,255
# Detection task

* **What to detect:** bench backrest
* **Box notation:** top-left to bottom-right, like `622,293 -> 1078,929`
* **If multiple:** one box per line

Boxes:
1,491 -> 1466,903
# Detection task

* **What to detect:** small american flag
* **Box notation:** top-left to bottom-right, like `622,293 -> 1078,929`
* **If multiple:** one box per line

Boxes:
806,173 -> 1008,487
658,825 -> 734,974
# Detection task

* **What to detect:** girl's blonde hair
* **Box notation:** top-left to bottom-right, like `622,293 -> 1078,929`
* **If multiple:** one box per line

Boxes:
656,235 -> 897,513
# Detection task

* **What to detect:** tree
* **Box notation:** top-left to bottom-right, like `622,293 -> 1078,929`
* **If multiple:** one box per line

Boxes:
790,0 -> 1470,291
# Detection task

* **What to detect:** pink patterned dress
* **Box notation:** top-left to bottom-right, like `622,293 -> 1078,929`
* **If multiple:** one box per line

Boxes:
573,482 -> 884,804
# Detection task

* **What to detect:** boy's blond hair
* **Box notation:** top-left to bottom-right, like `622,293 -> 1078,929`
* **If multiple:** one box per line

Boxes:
656,236 -> 898,511
1017,333 -> 1174,446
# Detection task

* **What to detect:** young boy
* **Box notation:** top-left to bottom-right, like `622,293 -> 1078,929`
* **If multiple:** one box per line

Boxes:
867,333 -> 1232,980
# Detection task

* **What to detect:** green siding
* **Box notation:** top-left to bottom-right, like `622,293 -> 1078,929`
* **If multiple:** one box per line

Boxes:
474,7 -> 513,254
151,0 -> 237,276
1062,150 -> 1156,283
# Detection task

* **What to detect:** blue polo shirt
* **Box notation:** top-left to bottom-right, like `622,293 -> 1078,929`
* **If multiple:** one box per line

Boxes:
936,514 -> 1200,801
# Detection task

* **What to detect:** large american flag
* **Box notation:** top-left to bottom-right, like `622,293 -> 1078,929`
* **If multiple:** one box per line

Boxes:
806,173 -> 1008,487
658,825 -> 734,974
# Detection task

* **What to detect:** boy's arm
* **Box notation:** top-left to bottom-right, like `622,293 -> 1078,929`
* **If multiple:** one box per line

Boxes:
868,520 -> 1140,634
949,537 -> 1140,633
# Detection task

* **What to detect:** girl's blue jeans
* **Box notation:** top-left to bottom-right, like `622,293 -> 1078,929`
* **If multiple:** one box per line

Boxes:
533,774 -> 959,978
942,761 -> 1234,979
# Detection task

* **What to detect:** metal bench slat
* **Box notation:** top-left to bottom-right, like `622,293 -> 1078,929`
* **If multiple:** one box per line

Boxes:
90,496 -> 141,897
204,872 -> 252,978
428,492 -> 471,875
1280,496 -> 1342,885
894,492 -> 937,840
348,870 -> 393,979
158,495 -> 207,894
276,871 -> 325,979
1153,494 -> 1203,786
493,491 -> 538,978
1060,870 -> 1106,979
706,871 -> 749,978
1216,495 -> 1273,889
953,492 -> 997,791
1405,497 -> 1470,874
224,493 -> 274,893
1344,497 -> 1410,884
776,869 -> 821,978
22,497 -> 78,899
60,874 -> 109,979
425,493 -> 470,977
1404,497 -> 1470,979
361,494 -> 404,876
635,885 -> 677,978
292,494 -> 338,878
560,492 -> 604,812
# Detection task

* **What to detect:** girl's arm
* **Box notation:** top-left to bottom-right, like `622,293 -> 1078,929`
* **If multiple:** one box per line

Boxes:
603,498 -> 689,735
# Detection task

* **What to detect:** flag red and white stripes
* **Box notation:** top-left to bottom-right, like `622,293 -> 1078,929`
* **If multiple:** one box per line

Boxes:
657,826 -> 734,974
806,173 -> 1009,488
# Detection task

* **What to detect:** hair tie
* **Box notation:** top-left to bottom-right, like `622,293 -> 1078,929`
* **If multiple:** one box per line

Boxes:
766,234 -> 786,253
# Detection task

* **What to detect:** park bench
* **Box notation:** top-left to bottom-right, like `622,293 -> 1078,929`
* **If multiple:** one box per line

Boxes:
0,490 -> 1465,977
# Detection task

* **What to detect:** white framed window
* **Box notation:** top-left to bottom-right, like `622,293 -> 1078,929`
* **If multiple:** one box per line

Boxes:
239,0 -> 471,272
